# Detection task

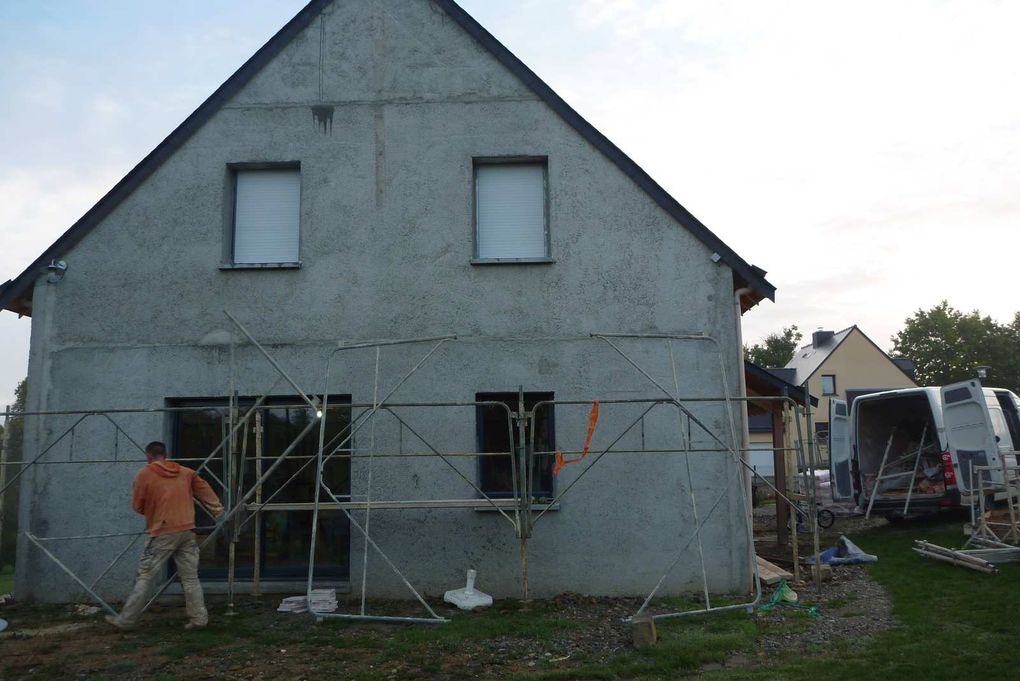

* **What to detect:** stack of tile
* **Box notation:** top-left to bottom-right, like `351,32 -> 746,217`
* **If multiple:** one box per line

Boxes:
308,588 -> 338,613
276,595 -> 309,614
276,589 -> 339,614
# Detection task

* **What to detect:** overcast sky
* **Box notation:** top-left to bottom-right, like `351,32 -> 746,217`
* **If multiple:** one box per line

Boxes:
2,0 -> 1019,409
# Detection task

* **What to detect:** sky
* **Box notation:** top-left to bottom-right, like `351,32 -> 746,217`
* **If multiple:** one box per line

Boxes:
2,0 -> 1019,409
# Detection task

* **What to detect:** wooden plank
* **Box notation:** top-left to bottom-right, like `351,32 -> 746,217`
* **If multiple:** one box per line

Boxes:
756,555 -> 793,585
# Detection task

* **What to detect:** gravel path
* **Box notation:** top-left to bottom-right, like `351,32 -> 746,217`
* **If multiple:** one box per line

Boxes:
755,564 -> 893,655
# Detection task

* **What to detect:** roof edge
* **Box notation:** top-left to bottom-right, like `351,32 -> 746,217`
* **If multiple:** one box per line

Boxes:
745,360 -> 817,406
435,0 -> 775,304
804,326 -> 918,386
3,0 -> 775,316
0,0 -> 333,317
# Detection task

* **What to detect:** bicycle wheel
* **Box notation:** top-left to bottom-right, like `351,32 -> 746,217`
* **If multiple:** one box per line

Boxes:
816,509 -> 835,529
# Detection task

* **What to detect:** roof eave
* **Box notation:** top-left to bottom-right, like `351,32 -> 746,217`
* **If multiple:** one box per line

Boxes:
3,0 -> 776,316
436,0 -> 776,304
0,0 -> 333,318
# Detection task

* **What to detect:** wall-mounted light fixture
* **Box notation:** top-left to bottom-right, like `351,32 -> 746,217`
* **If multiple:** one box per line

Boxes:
46,260 -> 67,283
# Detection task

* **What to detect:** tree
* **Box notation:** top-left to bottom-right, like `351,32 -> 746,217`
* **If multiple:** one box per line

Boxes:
891,302 -> 1020,389
745,325 -> 803,367
1,378 -> 26,569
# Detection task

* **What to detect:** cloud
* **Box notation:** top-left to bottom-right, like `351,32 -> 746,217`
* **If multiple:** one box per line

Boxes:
3,0 -> 1020,398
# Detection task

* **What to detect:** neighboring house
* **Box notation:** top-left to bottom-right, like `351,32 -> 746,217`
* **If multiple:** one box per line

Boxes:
0,0 -> 775,603
745,363 -> 816,482
784,327 -> 917,460
744,362 -> 816,545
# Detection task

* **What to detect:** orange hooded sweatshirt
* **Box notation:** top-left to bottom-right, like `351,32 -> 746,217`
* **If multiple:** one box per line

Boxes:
132,460 -> 224,536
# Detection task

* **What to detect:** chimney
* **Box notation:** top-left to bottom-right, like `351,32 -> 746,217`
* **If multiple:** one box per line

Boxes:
812,329 -> 834,348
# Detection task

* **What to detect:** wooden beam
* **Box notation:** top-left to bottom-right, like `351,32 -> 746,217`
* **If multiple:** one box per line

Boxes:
773,402 -> 789,547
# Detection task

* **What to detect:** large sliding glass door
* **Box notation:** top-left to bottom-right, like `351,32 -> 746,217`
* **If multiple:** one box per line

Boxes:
172,397 -> 351,580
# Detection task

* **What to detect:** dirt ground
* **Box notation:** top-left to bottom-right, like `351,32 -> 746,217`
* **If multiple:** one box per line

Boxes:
0,561 -> 891,681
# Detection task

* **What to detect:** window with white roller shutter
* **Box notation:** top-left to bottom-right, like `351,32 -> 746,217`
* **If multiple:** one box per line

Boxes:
474,160 -> 549,261
232,168 -> 301,264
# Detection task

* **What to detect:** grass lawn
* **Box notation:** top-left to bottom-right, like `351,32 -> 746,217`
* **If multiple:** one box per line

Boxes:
0,563 -> 13,594
706,514 -> 1020,680
1,516 -> 1018,680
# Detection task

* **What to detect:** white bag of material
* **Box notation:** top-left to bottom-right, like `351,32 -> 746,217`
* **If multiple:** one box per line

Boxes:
443,569 -> 493,611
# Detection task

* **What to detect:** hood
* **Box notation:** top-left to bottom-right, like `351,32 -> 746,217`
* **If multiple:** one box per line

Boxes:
149,460 -> 182,478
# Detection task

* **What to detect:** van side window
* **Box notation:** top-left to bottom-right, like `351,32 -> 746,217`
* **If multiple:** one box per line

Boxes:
944,387 -> 971,404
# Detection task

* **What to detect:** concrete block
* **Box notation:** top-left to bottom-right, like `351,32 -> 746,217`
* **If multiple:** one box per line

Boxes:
631,616 -> 657,649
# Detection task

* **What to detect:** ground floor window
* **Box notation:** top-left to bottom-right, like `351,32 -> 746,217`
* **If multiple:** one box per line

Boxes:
172,396 -> 352,580
476,392 -> 555,499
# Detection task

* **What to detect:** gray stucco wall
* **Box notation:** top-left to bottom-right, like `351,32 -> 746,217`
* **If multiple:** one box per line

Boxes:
15,0 -> 750,603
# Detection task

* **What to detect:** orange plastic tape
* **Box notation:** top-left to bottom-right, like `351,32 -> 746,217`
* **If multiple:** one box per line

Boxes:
553,400 -> 600,476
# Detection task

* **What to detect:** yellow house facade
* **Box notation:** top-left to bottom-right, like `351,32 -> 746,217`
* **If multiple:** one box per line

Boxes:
785,326 -> 918,462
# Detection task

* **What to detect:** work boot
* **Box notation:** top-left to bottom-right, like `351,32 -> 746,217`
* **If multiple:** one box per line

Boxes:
105,614 -> 135,631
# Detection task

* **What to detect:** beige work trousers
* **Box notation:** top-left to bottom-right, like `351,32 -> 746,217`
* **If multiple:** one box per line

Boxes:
114,530 -> 208,627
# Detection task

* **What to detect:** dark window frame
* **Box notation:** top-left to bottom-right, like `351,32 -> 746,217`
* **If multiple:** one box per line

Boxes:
475,391 -> 556,499
169,395 -> 351,581
821,374 -> 837,395
471,156 -> 555,265
221,161 -> 303,270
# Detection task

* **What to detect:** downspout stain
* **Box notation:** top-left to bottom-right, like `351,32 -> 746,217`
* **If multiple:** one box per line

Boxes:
311,105 -> 333,135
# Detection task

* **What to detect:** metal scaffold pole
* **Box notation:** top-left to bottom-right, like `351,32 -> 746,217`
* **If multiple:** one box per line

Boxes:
0,405 -> 11,571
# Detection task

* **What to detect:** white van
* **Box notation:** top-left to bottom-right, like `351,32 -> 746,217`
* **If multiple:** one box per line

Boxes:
828,380 -> 1020,517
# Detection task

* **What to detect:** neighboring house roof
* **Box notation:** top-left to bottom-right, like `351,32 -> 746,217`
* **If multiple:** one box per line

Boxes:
784,327 -> 855,386
747,412 -> 773,432
783,325 -> 916,385
765,367 -> 797,385
0,0 -> 775,318
891,357 -> 917,381
744,360 -> 817,407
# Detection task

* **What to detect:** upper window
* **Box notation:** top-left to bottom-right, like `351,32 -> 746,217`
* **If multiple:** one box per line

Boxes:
474,160 -> 549,261
821,375 -> 837,395
231,168 -> 301,265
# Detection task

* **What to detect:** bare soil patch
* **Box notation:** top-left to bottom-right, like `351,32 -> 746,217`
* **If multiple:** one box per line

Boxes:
0,569 -> 892,681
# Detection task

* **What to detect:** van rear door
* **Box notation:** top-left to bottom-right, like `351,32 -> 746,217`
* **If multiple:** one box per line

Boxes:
828,399 -> 853,499
941,381 -> 1001,491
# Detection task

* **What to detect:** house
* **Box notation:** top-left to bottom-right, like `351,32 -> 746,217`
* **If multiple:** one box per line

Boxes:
0,0 -> 774,604
745,363 -> 815,481
784,326 -> 917,460
744,361 -> 816,546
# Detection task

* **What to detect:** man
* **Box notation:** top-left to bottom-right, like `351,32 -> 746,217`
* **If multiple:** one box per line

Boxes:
106,441 -> 224,630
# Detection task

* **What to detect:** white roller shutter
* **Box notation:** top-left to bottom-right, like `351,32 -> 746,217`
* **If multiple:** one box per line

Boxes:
475,163 -> 547,259
233,169 -> 301,264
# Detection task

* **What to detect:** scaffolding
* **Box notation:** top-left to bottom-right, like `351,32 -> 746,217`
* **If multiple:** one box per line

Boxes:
966,460 -> 1020,546
0,313 -> 817,625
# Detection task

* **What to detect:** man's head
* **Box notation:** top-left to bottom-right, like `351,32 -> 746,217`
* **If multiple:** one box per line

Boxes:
144,441 -> 168,464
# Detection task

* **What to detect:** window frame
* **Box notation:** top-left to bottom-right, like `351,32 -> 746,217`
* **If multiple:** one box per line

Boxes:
475,391 -> 556,499
221,161 -> 303,270
821,374 -> 837,395
169,395 -> 352,581
471,156 -> 555,265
